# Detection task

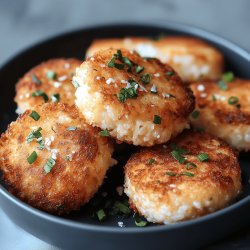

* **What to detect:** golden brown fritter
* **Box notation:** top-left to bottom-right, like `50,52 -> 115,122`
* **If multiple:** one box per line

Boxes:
74,48 -> 194,146
86,36 -> 224,82
15,58 -> 81,113
0,103 -> 115,215
124,131 -> 241,224
190,78 -> 250,151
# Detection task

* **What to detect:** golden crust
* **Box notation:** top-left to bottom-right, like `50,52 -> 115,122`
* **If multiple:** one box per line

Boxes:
15,58 -> 81,113
74,48 -> 194,146
190,79 -> 250,150
86,36 -> 224,82
124,131 -> 242,223
0,103 -> 114,215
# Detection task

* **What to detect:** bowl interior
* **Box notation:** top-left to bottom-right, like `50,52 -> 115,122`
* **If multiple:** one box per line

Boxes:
0,23 -> 250,229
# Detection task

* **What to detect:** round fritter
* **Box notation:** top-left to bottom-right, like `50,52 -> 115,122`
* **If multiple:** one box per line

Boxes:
124,131 -> 241,224
190,78 -> 250,151
0,103 -> 116,215
15,58 -> 81,114
74,48 -> 194,146
86,36 -> 224,82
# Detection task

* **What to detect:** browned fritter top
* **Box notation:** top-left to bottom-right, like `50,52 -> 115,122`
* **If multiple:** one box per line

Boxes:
191,78 -> 250,125
125,131 -> 241,195
15,58 -> 81,111
0,103 -> 113,214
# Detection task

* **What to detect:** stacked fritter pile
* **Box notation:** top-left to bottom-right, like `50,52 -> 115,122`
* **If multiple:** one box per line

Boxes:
1,36 -> 248,225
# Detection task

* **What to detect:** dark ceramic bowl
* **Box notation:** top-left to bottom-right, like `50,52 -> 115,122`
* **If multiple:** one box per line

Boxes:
0,22 -> 250,250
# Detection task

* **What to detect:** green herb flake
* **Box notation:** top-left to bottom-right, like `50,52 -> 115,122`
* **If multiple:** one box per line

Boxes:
72,80 -> 80,89
217,80 -> 228,90
32,90 -> 49,102
96,209 -> 106,222
99,129 -> 109,137
31,74 -> 41,85
135,65 -> 144,74
27,151 -> 37,164
185,162 -> 197,170
29,110 -> 40,121
141,73 -> 151,84
114,201 -> 131,215
197,153 -> 209,162
182,172 -> 195,177
66,155 -> 72,161
114,49 -> 123,60
222,72 -> 234,82
117,81 -> 138,103
108,56 -> 115,68
166,172 -> 177,177
148,158 -> 155,165
171,150 -> 186,164
66,126 -> 77,131
153,115 -> 161,124
47,70 -> 57,80
26,127 -> 43,143
114,63 -> 125,70
52,94 -> 60,103
134,213 -> 148,227
44,158 -> 56,174
191,110 -> 200,119
122,57 -> 133,68
166,71 -> 174,76
228,96 -> 239,105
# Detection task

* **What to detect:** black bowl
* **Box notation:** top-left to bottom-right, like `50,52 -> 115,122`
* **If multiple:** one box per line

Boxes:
0,22 -> 250,250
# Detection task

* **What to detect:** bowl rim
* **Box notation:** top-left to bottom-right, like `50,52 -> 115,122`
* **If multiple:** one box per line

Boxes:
0,20 -> 250,234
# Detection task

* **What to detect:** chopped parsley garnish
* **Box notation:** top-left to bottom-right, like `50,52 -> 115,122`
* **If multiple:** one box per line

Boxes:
99,129 -> 109,137
148,158 -> 155,165
114,49 -> 123,60
27,151 -> 37,164
170,143 -> 188,154
122,56 -> 134,68
52,94 -> 60,103
197,153 -> 209,162
141,73 -> 151,84
185,162 -> 197,170
44,158 -> 56,174
134,213 -> 148,227
153,115 -> 161,124
29,110 -> 40,121
191,110 -> 200,119
182,172 -> 195,177
96,209 -> 106,221
217,80 -> 228,90
135,65 -> 144,74
166,172 -> 177,177
108,56 -> 115,68
114,63 -> 125,70
114,201 -> 131,215
117,80 -> 138,102
47,70 -> 57,80
31,74 -> 41,85
171,150 -> 186,164
32,90 -> 49,102
66,126 -> 77,131
228,96 -> 239,105
222,72 -> 234,82
72,80 -> 80,89
27,127 -> 42,143
166,71 -> 174,76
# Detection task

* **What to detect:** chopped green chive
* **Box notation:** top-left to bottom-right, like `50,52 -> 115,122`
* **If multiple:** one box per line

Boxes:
31,74 -> 41,85
228,96 -> 239,105
26,127 -> 42,143
44,158 -> 56,174
114,201 -> 131,215
114,63 -> 125,70
197,153 -> 209,162
148,158 -> 155,165
191,110 -> 200,119
135,65 -> 144,74
27,151 -> 37,164
217,80 -> 228,90
32,90 -> 49,102
114,49 -> 123,60
72,80 -> 80,89
29,110 -> 40,121
141,73 -> 151,84
52,94 -> 60,103
185,162 -> 197,170
122,57 -> 133,68
166,71 -> 174,76
96,209 -> 106,221
108,56 -> 115,68
182,172 -> 195,177
171,150 -> 186,164
153,115 -> 161,124
166,172 -> 177,177
134,213 -> 148,227
117,80 -> 138,102
222,72 -> 234,82
66,126 -> 77,131
170,143 -> 188,154
47,70 -> 57,80
99,129 -> 109,137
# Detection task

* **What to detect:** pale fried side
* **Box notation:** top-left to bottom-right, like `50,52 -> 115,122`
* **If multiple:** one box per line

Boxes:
75,48 -> 194,146
190,78 -> 250,151
86,36 -> 224,82
15,58 -> 81,113
124,131 -> 242,224
0,103 -> 115,215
